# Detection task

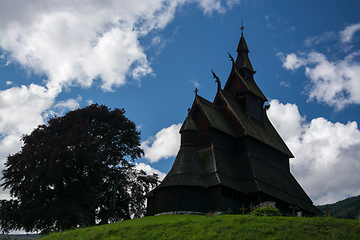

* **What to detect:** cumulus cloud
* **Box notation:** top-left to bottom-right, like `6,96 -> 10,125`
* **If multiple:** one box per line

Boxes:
141,123 -> 181,163
305,51 -> 360,109
277,52 -> 307,71
135,163 -> 166,181
277,24 -> 360,110
278,50 -> 360,110
268,99 -> 360,205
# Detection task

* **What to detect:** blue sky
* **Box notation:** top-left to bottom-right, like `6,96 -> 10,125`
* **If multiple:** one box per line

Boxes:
1,0 -> 360,207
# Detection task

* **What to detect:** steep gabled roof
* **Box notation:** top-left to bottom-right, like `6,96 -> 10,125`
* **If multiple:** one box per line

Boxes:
180,113 -> 197,133
224,60 -> 268,101
218,90 -> 293,157
250,156 -> 322,214
225,33 -> 268,102
192,95 -> 236,137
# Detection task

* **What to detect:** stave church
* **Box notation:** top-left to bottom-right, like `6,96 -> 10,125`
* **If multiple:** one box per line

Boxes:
146,28 -> 322,216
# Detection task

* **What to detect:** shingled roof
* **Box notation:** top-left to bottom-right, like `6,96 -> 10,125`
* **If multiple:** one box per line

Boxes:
219,90 -> 293,157
192,95 -> 236,137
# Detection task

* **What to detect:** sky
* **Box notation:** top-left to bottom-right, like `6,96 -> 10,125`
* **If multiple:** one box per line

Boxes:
0,0 -> 359,208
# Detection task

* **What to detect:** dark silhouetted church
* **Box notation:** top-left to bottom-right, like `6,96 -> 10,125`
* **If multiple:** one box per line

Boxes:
146,30 -> 322,216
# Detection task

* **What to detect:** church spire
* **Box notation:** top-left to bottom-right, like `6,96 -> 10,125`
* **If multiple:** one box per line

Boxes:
235,24 -> 255,81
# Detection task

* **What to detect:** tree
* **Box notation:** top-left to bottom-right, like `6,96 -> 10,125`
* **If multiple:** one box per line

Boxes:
1,104 -> 158,234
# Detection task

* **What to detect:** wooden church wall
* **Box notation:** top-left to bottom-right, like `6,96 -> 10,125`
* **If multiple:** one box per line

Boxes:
246,137 -> 289,171
247,95 -> 263,122
225,74 -> 246,96
205,186 -> 220,212
178,186 -> 206,212
196,130 -> 212,149
218,185 -> 248,214
212,130 -> 237,156
149,186 -> 206,215
154,187 -> 179,214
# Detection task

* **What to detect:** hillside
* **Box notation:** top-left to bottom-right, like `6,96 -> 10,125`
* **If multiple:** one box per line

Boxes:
41,214 -> 360,240
317,195 -> 360,219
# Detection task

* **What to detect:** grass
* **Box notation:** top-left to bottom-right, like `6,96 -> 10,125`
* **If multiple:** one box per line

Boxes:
42,214 -> 360,240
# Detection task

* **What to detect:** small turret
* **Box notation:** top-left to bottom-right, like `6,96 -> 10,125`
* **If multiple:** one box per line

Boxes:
180,109 -> 198,147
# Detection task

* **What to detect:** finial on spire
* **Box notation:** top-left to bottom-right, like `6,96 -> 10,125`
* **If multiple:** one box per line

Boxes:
240,18 -> 244,35
194,88 -> 198,95
212,70 -> 221,90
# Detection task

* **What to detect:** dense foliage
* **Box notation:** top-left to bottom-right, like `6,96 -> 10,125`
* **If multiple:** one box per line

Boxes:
1,104 -> 159,234
251,206 -> 282,217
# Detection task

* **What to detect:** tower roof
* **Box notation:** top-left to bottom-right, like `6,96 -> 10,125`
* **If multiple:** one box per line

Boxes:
225,33 -> 267,102
237,34 -> 249,53
180,111 -> 198,133
235,34 -> 254,73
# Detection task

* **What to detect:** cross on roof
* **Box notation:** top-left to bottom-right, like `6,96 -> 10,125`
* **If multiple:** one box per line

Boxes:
240,18 -> 245,35
194,88 -> 198,95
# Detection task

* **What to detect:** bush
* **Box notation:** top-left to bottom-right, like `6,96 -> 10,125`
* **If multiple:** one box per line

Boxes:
251,206 -> 282,217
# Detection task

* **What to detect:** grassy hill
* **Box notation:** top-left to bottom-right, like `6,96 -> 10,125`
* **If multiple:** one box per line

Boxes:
42,214 -> 360,240
317,195 -> 360,219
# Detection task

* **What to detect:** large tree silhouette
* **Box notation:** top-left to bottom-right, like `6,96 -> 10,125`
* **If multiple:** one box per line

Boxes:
1,104 -> 158,234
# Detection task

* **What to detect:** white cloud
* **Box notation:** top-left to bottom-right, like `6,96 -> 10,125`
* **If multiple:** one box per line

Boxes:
0,84 -> 57,136
226,0 -> 240,9
51,96 -> 82,116
279,81 -> 290,87
277,50 -> 360,110
190,77 -> 200,88
0,0 -> 234,93
340,22 -> 360,43
196,0 -> 225,14
135,163 -> 166,181
277,52 -> 307,71
141,123 -> 181,163
305,51 -> 360,110
278,24 -> 360,110
0,0 -> 240,201
268,99 -> 360,205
